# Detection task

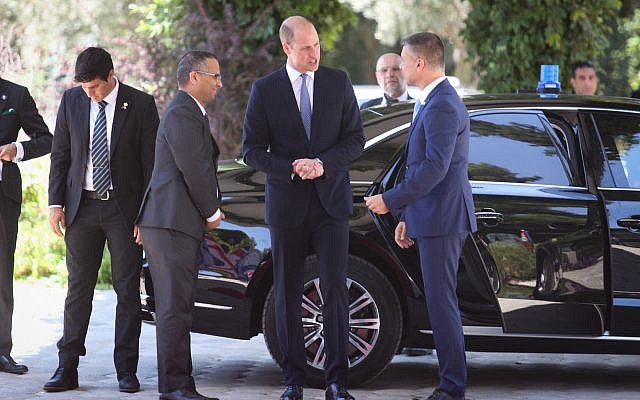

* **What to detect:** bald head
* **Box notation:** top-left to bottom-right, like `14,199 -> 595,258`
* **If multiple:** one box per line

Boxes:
280,16 -> 320,73
375,53 -> 406,99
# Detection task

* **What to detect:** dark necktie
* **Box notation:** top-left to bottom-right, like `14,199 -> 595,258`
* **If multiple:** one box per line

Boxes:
299,74 -> 312,139
384,94 -> 399,105
91,100 -> 111,196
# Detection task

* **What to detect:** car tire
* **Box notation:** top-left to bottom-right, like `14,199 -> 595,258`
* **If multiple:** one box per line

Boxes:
262,254 -> 402,388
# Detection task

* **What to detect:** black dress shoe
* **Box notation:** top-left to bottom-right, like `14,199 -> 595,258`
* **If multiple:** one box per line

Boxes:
325,383 -> 354,400
280,384 -> 303,400
0,354 -> 28,374
118,373 -> 141,393
426,389 -> 465,400
43,367 -> 79,392
159,388 -> 220,400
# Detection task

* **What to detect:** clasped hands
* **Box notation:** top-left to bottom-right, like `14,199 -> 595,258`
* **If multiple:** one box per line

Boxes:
293,158 -> 323,180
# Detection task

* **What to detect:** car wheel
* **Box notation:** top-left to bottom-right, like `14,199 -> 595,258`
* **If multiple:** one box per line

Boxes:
262,254 -> 402,387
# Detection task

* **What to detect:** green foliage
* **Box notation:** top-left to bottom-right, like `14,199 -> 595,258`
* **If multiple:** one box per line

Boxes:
131,0 -> 356,158
462,0 -> 620,93
13,159 -> 112,286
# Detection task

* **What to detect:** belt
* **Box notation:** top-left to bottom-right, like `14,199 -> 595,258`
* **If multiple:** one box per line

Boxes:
82,189 -> 113,201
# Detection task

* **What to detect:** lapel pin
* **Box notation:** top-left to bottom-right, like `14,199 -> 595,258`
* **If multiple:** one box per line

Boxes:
122,102 -> 128,110
1,94 -> 6,101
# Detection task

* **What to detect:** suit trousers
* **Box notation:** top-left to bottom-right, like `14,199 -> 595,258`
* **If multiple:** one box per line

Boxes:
269,187 -> 350,387
139,226 -> 200,394
0,181 -> 20,355
417,233 -> 469,398
57,196 -> 142,375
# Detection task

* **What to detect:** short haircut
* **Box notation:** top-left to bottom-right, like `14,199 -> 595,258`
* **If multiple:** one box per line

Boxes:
401,32 -> 445,70
74,47 -> 113,82
176,50 -> 218,87
572,60 -> 596,78
279,16 -> 313,44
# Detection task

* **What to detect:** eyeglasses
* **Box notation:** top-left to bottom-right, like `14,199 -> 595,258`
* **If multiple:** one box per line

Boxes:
376,66 -> 401,73
195,70 -> 222,81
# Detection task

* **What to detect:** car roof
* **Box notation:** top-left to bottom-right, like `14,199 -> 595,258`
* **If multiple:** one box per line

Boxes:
360,94 -> 640,123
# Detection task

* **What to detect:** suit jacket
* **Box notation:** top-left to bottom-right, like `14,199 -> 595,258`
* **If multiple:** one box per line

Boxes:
359,94 -> 412,110
242,65 -> 365,227
0,78 -> 52,203
136,91 -> 220,240
48,82 -> 159,227
383,79 -> 477,237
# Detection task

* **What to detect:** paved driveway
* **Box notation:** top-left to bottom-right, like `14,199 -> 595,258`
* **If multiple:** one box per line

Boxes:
1,282 -> 639,399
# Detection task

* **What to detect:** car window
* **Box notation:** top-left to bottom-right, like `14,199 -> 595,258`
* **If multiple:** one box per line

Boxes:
468,112 -> 573,186
592,112 -> 640,188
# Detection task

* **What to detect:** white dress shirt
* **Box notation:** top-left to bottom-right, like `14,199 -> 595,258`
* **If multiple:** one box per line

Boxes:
83,78 -> 119,191
186,92 -> 221,223
417,76 -> 447,105
286,63 -> 314,111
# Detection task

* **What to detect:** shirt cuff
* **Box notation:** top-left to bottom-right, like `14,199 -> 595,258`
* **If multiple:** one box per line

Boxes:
206,209 -> 221,222
13,142 -> 24,162
48,205 -> 63,208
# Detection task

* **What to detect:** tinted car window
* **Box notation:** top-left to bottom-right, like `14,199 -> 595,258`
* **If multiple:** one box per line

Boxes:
469,112 -> 572,186
592,112 -> 640,188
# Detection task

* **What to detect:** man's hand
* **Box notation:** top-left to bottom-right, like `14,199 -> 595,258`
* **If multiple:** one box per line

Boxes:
364,194 -> 389,215
49,207 -> 66,237
293,158 -> 323,180
134,225 -> 142,245
0,143 -> 17,161
394,221 -> 414,248
206,211 -> 225,231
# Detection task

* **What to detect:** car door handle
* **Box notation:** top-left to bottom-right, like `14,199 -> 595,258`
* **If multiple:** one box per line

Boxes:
475,208 -> 504,226
617,218 -> 640,230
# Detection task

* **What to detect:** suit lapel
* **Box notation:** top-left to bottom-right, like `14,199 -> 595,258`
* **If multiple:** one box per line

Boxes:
309,68 -> 325,147
278,66 -> 310,144
76,92 -> 91,164
405,79 -> 449,157
110,83 -> 129,158
0,79 -> 7,113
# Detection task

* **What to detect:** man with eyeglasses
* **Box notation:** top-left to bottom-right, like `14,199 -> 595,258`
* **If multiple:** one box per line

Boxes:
360,53 -> 411,109
136,50 -> 224,400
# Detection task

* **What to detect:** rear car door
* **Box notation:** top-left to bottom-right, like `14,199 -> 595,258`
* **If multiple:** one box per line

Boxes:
469,109 -> 607,335
586,110 -> 640,336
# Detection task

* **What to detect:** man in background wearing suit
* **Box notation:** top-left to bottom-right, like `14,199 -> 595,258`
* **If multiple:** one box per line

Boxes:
0,76 -> 52,375
360,53 -> 411,110
136,50 -> 224,400
365,32 -> 476,400
243,16 -> 364,400
45,47 -> 159,393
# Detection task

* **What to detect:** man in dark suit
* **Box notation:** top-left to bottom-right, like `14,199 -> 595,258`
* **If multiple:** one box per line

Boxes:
0,77 -> 52,375
365,32 -> 476,400
243,16 -> 364,400
360,53 -> 411,110
136,50 -> 224,400
45,47 -> 159,393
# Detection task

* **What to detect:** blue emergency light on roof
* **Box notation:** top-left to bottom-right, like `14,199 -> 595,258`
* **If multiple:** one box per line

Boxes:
537,64 -> 561,98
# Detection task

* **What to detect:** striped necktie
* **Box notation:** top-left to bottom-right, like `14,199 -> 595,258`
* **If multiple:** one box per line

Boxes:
299,74 -> 312,139
91,100 -> 111,196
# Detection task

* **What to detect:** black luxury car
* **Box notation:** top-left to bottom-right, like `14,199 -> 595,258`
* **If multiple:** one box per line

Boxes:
141,94 -> 640,387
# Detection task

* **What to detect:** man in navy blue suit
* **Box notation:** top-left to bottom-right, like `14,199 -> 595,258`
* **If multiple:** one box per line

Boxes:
365,32 -> 476,400
243,16 -> 364,400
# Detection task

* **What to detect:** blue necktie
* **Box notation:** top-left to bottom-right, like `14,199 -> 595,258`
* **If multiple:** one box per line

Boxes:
412,98 -> 422,123
299,74 -> 312,139
91,100 -> 111,196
